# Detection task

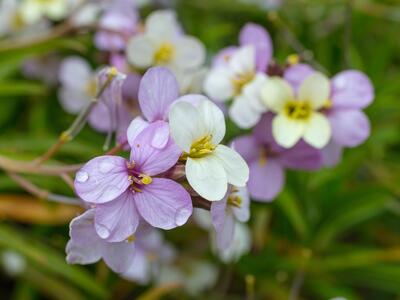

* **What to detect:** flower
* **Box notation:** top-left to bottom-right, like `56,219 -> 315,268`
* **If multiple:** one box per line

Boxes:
126,10 -> 205,72
234,113 -> 323,201
74,121 -> 192,242
19,0 -> 69,24
58,57 -> 133,136
169,99 -> 249,201
261,72 -> 332,149
204,23 -> 273,128
94,1 -> 138,51
216,222 -> 251,263
283,64 -> 374,164
210,186 -> 250,250
66,209 -> 136,273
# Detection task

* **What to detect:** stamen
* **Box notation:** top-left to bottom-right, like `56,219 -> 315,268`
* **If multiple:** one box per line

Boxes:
139,174 -> 152,185
287,54 -> 300,65
322,99 -> 333,110
154,42 -> 175,64
284,101 -> 312,120
183,135 -> 216,159
227,195 -> 242,208
232,72 -> 255,95
259,148 -> 267,166
126,235 -> 136,243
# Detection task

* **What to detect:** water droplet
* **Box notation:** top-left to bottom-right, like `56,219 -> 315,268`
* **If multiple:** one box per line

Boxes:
99,161 -> 114,174
175,207 -> 191,226
76,171 -> 89,183
96,224 -> 110,239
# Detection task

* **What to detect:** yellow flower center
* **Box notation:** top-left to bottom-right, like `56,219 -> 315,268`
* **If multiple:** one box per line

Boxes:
154,42 -> 175,64
286,53 -> 300,65
227,195 -> 242,208
139,174 -> 152,185
284,101 -> 312,120
183,135 -> 216,159
232,72 -> 255,95
126,235 -> 136,243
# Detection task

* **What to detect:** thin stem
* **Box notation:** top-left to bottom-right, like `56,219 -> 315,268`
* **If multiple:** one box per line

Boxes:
289,269 -> 305,300
267,12 -> 328,73
343,0 -> 353,69
7,172 -> 81,205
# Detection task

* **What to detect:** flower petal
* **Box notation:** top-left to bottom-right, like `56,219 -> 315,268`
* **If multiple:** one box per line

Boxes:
280,140 -> 323,170
272,115 -> 304,148
321,140 -> 343,167
231,135 -> 259,162
145,10 -> 179,40
74,156 -> 130,204
211,199 -> 235,250
283,63 -> 315,93
239,23 -> 273,72
214,145 -> 249,187
186,156 -> 228,201
130,121 -> 181,176
331,70 -> 374,109
102,240 -> 136,273
203,67 -> 234,101
261,77 -> 294,113
303,112 -> 331,149
126,35 -> 155,69
231,187 -> 251,222
298,72 -> 330,109
135,178 -> 193,229
58,88 -> 90,114
138,67 -> 180,122
122,248 -> 151,283
127,117 -> 149,148
174,36 -> 206,69
66,209 -> 103,265
94,190 -> 139,242
229,45 -> 255,76
248,159 -> 284,202
59,56 -> 92,90
328,109 -> 370,147
198,100 -> 226,145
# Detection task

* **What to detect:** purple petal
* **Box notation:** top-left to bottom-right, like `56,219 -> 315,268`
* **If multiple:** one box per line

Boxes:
66,209 -> 103,265
130,121 -> 182,176
239,23 -> 273,72
138,67 -> 179,122
94,190 -> 140,242
328,109 -> 370,147
127,117 -> 149,148
283,63 -> 315,93
232,187 -> 250,222
122,248 -> 150,283
253,113 -> 281,150
321,140 -> 343,167
102,240 -> 136,273
248,159 -> 284,202
88,101 -> 115,133
74,156 -> 130,204
280,140 -> 323,170
122,73 -> 141,103
331,70 -> 374,109
232,135 -> 259,162
211,197 -> 236,250
135,178 -> 192,230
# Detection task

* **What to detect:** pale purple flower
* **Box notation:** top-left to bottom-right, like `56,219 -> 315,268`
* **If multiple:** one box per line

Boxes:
284,64 -> 374,148
94,1 -> 138,51
66,209 -> 136,273
211,186 -> 250,250
74,121 -> 192,242
233,113 -> 323,201
204,23 -> 273,128
122,225 -> 176,284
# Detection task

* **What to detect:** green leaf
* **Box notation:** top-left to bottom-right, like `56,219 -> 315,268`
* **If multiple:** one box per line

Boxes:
0,82 -> 47,97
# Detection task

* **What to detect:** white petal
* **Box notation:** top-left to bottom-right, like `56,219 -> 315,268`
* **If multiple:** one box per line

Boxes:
174,36 -> 206,69
242,73 -> 268,112
298,72 -> 330,109
58,88 -> 90,114
169,101 -> 202,152
303,112 -> 331,148
198,100 -> 226,145
228,45 -> 255,76
59,56 -> 93,90
186,156 -> 227,201
261,77 -> 294,112
229,95 -> 262,129
145,10 -> 179,40
214,145 -> 249,187
203,67 -> 234,101
272,114 -> 305,148
218,222 -> 251,263
126,35 -> 155,69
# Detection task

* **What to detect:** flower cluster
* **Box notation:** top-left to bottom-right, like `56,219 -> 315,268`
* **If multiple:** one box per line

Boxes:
6,1 -> 373,289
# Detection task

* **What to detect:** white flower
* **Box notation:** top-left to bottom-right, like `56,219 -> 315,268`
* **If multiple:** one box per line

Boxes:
20,0 -> 69,24
204,45 -> 268,128
126,10 -> 205,72
169,99 -> 249,201
261,72 -> 332,149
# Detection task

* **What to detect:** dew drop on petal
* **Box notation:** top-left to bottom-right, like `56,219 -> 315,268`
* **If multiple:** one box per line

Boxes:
96,224 -> 110,239
76,171 -> 89,183
99,161 -> 114,174
175,207 -> 191,226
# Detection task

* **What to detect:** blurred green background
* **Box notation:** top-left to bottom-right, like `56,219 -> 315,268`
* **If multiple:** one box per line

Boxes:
0,0 -> 400,299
